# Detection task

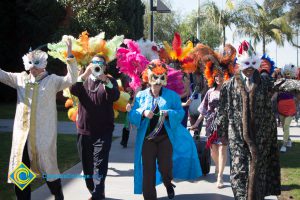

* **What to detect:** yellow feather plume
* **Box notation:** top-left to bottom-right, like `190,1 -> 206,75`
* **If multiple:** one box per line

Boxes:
180,41 -> 193,60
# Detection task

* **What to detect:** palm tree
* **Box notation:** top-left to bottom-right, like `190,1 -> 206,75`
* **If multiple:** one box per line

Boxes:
204,0 -> 241,47
236,2 -> 293,54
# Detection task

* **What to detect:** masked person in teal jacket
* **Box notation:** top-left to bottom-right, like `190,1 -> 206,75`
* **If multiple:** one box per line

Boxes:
128,59 -> 202,200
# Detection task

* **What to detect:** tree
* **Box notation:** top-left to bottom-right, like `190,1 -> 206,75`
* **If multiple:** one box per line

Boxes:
178,10 -> 222,49
287,0 -> 300,25
143,0 -> 180,43
118,0 -> 145,40
204,0 -> 241,47
57,0 -> 145,78
260,0 -> 300,49
236,2 -> 293,54
58,0 -> 145,40
0,0 -> 66,102
264,0 -> 300,25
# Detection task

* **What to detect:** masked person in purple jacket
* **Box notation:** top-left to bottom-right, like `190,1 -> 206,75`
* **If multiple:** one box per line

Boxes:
70,54 -> 120,200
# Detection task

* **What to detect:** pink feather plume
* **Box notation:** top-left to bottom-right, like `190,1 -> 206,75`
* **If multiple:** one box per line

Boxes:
166,67 -> 185,95
116,39 -> 149,91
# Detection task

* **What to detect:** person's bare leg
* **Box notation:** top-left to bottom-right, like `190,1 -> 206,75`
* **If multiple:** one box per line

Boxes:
211,144 -> 219,177
217,144 -> 227,188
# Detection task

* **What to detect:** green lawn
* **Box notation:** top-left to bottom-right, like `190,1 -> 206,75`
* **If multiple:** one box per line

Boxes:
0,103 -> 127,124
278,141 -> 300,200
0,133 -> 79,200
0,104 -> 16,119
115,111 -> 126,124
0,103 -> 69,121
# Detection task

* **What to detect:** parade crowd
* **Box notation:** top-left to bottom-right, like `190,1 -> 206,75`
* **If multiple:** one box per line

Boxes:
1,32 -> 300,200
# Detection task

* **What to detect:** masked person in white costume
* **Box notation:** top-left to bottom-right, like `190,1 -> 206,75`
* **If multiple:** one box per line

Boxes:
0,38 -> 77,200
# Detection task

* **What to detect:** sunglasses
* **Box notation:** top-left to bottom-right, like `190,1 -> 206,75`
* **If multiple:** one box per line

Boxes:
29,61 -> 40,65
92,60 -> 105,66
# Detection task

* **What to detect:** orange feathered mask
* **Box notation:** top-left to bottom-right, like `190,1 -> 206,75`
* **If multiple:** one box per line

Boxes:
142,59 -> 168,86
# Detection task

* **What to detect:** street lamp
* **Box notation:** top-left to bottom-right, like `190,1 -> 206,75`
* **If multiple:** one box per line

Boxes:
196,0 -> 201,40
150,0 -> 171,41
297,27 -> 299,67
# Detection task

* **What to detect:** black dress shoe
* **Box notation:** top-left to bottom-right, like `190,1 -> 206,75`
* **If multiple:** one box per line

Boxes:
88,193 -> 105,200
120,127 -> 129,148
166,183 -> 176,199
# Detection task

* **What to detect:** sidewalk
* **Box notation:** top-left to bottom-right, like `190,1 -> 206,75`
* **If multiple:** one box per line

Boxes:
0,119 -> 77,134
1,118 -> 299,139
1,119 -> 296,199
32,125 -> 235,200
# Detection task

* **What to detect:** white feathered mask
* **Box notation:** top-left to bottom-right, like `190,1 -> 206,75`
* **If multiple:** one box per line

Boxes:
237,41 -> 261,70
137,38 -> 159,61
22,50 -> 48,70
282,64 -> 297,78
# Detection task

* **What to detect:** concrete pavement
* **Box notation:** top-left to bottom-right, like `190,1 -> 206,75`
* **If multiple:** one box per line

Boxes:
2,118 -> 298,199
0,119 -> 77,134
1,119 -> 299,139
31,125 -> 235,200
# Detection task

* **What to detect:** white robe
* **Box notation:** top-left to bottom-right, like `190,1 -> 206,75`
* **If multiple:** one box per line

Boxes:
0,58 -> 77,183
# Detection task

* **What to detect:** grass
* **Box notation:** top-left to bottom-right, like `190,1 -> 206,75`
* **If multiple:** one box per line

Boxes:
0,103 -> 127,124
115,111 -> 126,124
0,104 -> 16,119
0,133 -> 79,200
0,103 -> 69,121
278,141 -> 300,200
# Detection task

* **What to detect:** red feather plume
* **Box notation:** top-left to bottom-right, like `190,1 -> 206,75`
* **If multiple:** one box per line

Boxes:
172,32 -> 182,57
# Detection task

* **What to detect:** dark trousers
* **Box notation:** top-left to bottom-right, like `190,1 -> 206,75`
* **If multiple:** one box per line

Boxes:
142,134 -> 173,200
189,114 -> 204,133
15,142 -> 31,200
77,134 -> 112,199
15,143 -> 63,200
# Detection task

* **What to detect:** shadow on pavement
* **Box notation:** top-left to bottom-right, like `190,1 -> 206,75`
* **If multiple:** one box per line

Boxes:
108,167 -> 134,177
281,184 -> 300,191
158,193 -> 234,200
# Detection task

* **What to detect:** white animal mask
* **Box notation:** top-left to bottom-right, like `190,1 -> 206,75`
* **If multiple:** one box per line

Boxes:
237,41 -> 261,70
282,64 -> 296,78
22,50 -> 48,70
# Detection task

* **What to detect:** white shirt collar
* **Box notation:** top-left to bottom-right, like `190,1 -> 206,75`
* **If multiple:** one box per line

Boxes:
89,74 -> 97,81
241,71 -> 253,82
30,71 -> 48,83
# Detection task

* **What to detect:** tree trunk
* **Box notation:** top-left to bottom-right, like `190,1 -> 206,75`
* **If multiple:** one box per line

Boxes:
223,25 -> 226,47
262,35 -> 266,54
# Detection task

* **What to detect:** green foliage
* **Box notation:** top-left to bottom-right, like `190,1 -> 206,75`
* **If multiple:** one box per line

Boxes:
55,0 -> 145,76
287,0 -> 300,25
199,21 -> 222,49
143,0 -> 180,43
58,0 -> 145,40
0,0 -> 67,102
15,0 -> 66,49
264,0 -> 300,25
204,0 -> 242,46
236,1 -> 293,53
0,0 -> 66,70
177,11 -> 198,44
178,10 -> 222,49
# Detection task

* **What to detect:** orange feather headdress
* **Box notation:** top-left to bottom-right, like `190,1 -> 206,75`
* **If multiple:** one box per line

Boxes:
160,32 -> 196,73
48,31 -> 124,68
142,59 -> 168,83
200,44 -> 236,87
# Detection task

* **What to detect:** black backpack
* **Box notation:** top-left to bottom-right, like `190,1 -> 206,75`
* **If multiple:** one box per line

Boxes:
193,131 -> 211,176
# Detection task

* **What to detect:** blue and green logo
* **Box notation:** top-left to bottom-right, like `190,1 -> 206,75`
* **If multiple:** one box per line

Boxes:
9,162 -> 36,190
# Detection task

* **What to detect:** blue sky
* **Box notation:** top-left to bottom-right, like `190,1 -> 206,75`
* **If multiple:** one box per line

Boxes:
167,0 -> 299,67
